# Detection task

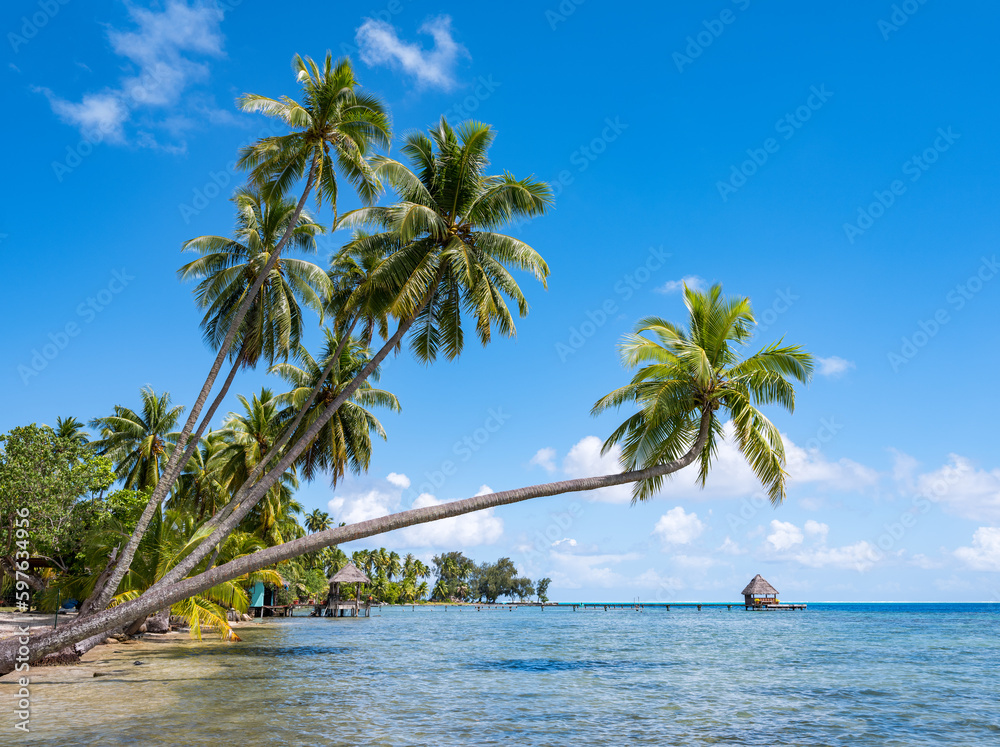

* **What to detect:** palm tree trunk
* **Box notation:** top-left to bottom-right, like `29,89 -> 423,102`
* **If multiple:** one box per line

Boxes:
83,357 -> 241,615
153,277 -> 443,590
0,411 -> 711,674
84,160 -> 321,615
205,315 -> 360,531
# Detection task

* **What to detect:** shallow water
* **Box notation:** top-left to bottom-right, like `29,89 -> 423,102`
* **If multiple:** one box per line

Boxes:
9,604 -> 1000,745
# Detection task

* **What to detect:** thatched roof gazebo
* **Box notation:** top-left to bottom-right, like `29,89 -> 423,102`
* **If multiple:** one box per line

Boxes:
741,574 -> 778,609
326,563 -> 372,618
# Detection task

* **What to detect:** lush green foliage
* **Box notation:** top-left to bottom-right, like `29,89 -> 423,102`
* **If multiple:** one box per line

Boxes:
594,284 -> 813,503
0,424 -> 113,565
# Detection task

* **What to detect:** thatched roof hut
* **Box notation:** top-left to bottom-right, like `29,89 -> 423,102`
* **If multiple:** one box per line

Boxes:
328,563 -> 371,585
742,574 -> 779,608
741,574 -> 778,597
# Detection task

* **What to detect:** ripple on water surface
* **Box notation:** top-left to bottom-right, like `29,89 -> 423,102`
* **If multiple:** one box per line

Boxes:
5,604 -> 999,746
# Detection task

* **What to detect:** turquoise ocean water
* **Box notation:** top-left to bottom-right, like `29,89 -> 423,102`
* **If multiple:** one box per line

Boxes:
18,603 -> 1000,745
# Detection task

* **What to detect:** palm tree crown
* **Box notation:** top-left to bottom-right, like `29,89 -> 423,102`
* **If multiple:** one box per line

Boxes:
90,387 -> 184,490
54,416 -> 89,445
270,332 -> 400,484
237,53 -> 391,212
340,117 -> 552,361
179,186 -> 331,369
593,284 -> 814,504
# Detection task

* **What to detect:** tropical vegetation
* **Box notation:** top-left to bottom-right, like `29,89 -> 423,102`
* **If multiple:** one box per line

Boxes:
0,50 -> 813,675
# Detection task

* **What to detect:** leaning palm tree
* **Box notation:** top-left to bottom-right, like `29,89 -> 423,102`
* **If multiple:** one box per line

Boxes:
82,55 -> 392,619
593,284 -> 812,504
6,286 -> 816,672
89,388 -> 184,490
270,333 -> 400,484
340,117 -> 551,361
179,186 -> 331,375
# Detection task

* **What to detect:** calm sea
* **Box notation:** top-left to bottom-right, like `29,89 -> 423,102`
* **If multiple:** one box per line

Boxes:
16,603 -> 1000,745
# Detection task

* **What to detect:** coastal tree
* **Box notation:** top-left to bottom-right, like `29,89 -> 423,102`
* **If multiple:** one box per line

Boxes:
88,387 -> 184,492
138,116 -> 551,603
0,425 -> 114,591
84,54 -> 391,616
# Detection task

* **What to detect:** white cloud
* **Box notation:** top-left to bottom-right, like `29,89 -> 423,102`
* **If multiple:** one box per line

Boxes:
529,447 -> 558,473
657,275 -> 706,294
549,423 -> 878,507
767,520 -> 804,551
653,507 -> 705,545
38,91 -> 130,142
398,491 -> 503,548
793,541 -> 881,572
719,536 -> 744,555
954,527 -> 1000,571
328,488 -> 398,526
655,423 -> 877,501
38,1 -> 226,148
804,520 -> 829,540
915,455 -> 1000,522
816,356 -> 856,377
764,518 -> 880,571
551,538 -> 577,548
108,0 -> 224,106
784,437 -> 879,491
356,15 -> 468,90
386,472 -> 411,489
909,553 -> 945,570
562,436 -> 632,503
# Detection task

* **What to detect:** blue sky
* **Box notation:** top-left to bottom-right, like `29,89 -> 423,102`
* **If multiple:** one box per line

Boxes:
4,0 -> 1000,602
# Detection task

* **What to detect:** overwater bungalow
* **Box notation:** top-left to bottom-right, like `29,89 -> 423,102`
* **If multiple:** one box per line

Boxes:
326,563 -> 372,618
742,574 -> 779,609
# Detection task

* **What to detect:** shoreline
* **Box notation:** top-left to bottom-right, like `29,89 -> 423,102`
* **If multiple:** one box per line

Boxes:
0,610 -> 263,683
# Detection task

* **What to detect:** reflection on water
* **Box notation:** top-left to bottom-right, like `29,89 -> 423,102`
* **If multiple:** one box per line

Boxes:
7,604 -> 1000,746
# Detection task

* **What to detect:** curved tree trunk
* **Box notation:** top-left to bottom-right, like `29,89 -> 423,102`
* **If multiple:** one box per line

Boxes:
201,316 -> 360,534
153,275 -> 443,591
0,411 -> 711,674
85,161 -> 320,615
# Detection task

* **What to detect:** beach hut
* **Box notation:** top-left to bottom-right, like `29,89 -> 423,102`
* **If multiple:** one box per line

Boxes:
741,574 -> 779,609
326,563 -> 372,618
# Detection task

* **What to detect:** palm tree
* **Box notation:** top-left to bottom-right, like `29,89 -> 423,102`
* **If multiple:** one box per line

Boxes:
84,54 -> 391,618
339,117 -> 552,362
147,118 -> 550,592
169,431 -> 228,521
9,286 -> 816,670
178,186 -> 331,374
238,53 -> 391,218
304,509 -> 331,534
386,550 -> 401,581
89,388 -> 184,490
54,416 -> 89,445
269,333 -> 400,484
217,389 -> 301,545
432,578 -> 450,602
593,284 -> 812,503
